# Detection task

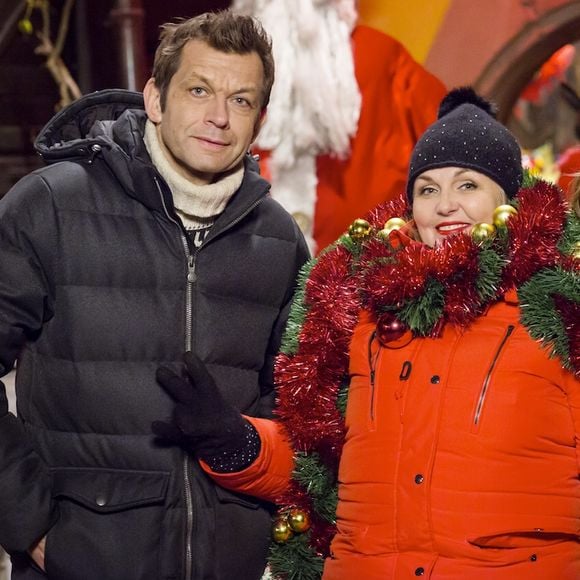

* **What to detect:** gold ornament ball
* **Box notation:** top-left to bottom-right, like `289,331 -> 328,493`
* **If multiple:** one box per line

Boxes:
376,229 -> 391,242
492,204 -> 517,228
471,222 -> 496,243
572,241 -> 580,260
377,217 -> 406,242
383,217 -> 406,232
288,509 -> 311,533
348,219 -> 372,241
272,519 -> 294,543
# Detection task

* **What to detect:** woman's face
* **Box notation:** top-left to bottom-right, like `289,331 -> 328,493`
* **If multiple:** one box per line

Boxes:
412,167 -> 507,247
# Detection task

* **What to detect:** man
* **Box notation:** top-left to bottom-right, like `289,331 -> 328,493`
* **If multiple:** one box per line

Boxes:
0,11 -> 308,580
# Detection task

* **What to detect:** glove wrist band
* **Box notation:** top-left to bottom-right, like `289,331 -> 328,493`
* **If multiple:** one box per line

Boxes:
203,420 -> 261,473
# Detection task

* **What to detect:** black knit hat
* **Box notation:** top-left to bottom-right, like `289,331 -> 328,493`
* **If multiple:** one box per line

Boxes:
406,87 -> 522,200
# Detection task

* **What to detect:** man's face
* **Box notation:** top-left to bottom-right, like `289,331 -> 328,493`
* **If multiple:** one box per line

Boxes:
144,40 -> 265,185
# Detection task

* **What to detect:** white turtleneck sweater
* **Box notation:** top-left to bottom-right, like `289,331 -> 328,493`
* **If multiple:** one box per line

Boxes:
144,120 -> 244,247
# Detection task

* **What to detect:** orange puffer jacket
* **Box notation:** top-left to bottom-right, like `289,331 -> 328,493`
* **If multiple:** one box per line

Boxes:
327,297 -> 580,579
207,292 -> 580,579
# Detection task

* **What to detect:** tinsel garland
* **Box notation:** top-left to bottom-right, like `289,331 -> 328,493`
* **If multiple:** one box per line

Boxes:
269,180 -> 579,580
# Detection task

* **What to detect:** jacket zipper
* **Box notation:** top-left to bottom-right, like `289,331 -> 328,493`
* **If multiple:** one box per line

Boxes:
368,331 -> 379,421
473,325 -> 515,425
210,196 -> 265,241
156,178 -> 195,580
156,178 -> 264,580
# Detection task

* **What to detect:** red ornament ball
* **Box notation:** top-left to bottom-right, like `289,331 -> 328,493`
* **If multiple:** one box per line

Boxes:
376,312 -> 409,346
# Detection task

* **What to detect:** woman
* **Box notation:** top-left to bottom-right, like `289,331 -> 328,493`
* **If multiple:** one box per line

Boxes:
155,88 -> 580,579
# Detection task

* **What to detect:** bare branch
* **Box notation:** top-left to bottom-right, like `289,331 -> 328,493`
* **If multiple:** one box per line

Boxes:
53,0 -> 76,58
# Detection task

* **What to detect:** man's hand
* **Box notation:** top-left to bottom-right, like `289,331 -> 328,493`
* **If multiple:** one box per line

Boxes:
152,352 -> 247,459
29,536 -> 46,572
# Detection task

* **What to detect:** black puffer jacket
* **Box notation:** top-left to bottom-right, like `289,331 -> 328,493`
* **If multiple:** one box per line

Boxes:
0,89 -> 309,580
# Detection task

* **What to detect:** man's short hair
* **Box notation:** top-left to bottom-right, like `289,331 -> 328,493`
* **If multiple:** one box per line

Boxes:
152,10 -> 274,111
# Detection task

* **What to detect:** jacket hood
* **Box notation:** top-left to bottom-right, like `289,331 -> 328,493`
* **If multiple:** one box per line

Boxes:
35,89 -> 145,161
34,89 -> 166,209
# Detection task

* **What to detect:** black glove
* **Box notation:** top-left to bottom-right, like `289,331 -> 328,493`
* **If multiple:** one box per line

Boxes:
152,351 -> 249,460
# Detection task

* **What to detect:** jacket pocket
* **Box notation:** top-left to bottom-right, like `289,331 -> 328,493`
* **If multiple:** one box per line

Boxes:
468,527 -> 579,550
212,486 -> 272,580
471,324 -> 514,432
45,467 -> 170,580
468,528 -> 580,573
214,485 -> 262,509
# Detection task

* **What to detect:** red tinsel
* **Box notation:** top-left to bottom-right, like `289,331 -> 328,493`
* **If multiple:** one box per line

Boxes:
360,232 -> 485,326
273,242 -> 360,470
500,182 -> 568,290
365,195 -> 410,229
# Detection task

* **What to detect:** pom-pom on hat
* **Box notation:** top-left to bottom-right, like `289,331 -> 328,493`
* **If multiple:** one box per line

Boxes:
406,87 -> 523,200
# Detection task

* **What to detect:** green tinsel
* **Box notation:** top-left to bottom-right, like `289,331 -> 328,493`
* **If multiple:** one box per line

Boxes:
477,245 -> 506,301
294,453 -> 338,523
280,259 -> 316,356
519,266 -> 579,373
336,379 -> 349,416
398,277 -> 445,335
521,168 -> 539,189
269,532 -> 325,580
339,233 -> 362,257
558,211 -> 580,256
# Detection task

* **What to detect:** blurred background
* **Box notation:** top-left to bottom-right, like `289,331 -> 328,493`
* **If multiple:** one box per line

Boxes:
1,1 -> 580,576
0,0 -> 580,196
1,0 -> 579,198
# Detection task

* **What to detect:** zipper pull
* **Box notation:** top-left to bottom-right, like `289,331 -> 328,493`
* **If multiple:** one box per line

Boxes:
187,256 -> 196,283
399,361 -> 412,381
368,331 -> 378,388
